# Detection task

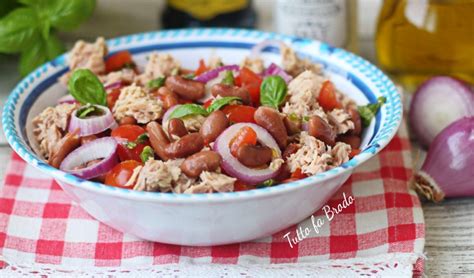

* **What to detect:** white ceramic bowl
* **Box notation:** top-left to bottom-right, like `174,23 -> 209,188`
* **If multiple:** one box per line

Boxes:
2,29 -> 402,246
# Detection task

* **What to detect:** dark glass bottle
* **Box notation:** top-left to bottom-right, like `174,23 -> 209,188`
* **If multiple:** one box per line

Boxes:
162,0 -> 257,29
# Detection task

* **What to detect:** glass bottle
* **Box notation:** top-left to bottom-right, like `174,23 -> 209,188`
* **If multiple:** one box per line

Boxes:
275,0 -> 358,52
161,0 -> 257,29
376,0 -> 474,90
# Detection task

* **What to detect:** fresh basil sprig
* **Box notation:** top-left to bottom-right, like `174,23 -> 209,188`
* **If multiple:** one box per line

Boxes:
68,69 -> 107,106
147,77 -> 165,89
260,75 -> 287,109
76,104 -> 104,119
206,96 -> 240,113
358,97 -> 386,127
168,97 -> 241,120
221,70 -> 234,85
0,0 -> 95,76
168,104 -> 209,120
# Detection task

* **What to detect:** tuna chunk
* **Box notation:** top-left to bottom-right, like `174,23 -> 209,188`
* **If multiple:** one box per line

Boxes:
112,84 -> 163,124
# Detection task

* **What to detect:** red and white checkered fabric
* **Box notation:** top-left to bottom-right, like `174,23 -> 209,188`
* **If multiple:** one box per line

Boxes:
0,122 -> 425,276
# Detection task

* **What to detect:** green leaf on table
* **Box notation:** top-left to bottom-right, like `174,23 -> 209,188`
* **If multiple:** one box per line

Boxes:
0,8 -> 39,54
358,97 -> 387,127
168,104 -> 209,120
19,34 -> 65,76
21,0 -> 96,31
207,96 -> 241,113
68,69 -> 107,106
260,75 -> 287,109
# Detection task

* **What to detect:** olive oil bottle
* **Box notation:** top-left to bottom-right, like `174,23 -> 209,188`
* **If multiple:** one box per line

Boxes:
376,0 -> 474,90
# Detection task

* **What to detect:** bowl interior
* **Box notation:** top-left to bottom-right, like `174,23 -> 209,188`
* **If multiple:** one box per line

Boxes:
3,28 -> 402,201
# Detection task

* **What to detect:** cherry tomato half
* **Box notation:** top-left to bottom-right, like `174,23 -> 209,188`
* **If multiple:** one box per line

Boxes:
290,168 -> 308,180
105,51 -> 133,73
222,104 -> 257,124
318,81 -> 342,112
111,125 -> 149,162
238,67 -> 262,106
105,160 -> 142,189
106,88 -> 121,110
233,180 -> 256,191
229,126 -> 257,157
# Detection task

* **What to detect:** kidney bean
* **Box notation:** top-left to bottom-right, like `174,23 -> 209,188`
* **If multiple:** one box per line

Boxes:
211,83 -> 251,104
282,143 -> 299,159
119,116 -> 137,125
348,108 -> 362,136
180,151 -> 222,178
165,133 -> 204,159
168,118 -> 188,138
157,87 -> 179,110
165,76 -> 205,100
274,163 -> 291,181
308,116 -> 336,146
146,121 -> 171,160
236,145 -> 273,168
337,134 -> 361,149
254,107 -> 288,149
49,132 -> 81,168
200,110 -> 229,144
283,116 -> 301,135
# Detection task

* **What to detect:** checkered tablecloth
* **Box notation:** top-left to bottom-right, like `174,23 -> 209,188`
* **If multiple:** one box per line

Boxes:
0,121 -> 425,277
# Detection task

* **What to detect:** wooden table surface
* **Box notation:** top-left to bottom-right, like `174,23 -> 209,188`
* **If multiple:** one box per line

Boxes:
1,40 -> 473,278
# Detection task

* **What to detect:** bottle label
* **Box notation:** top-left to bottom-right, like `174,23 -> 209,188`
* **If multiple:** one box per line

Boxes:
276,0 -> 348,47
168,0 -> 248,21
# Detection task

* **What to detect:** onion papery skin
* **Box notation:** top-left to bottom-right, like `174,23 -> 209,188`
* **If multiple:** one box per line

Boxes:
409,76 -> 474,148
69,105 -> 117,137
413,117 -> 474,202
60,137 -> 119,180
213,123 -> 282,185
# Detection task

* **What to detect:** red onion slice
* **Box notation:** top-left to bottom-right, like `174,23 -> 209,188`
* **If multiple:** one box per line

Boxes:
213,123 -> 282,185
69,105 -> 117,136
60,137 -> 119,179
263,63 -> 292,83
58,94 -> 78,105
194,65 -> 240,83
104,81 -> 124,91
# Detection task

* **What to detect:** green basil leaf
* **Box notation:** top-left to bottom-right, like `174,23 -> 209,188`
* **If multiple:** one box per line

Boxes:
207,96 -> 241,113
140,146 -> 154,163
221,70 -> 234,85
0,8 -> 39,53
260,75 -> 287,109
68,69 -> 106,106
168,104 -> 208,120
147,77 -> 166,89
0,0 -> 19,18
23,0 -> 96,31
358,97 -> 386,127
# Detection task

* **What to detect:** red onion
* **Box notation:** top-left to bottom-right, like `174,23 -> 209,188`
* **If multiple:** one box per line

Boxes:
263,63 -> 292,83
58,94 -> 78,105
250,40 -> 284,58
60,137 -> 119,179
413,117 -> 474,202
213,123 -> 282,185
194,65 -> 240,83
104,81 -> 124,91
409,76 -> 474,148
162,104 -> 180,125
69,105 -> 117,136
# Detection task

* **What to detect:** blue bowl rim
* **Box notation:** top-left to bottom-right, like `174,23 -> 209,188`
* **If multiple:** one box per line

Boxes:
2,28 -> 402,203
